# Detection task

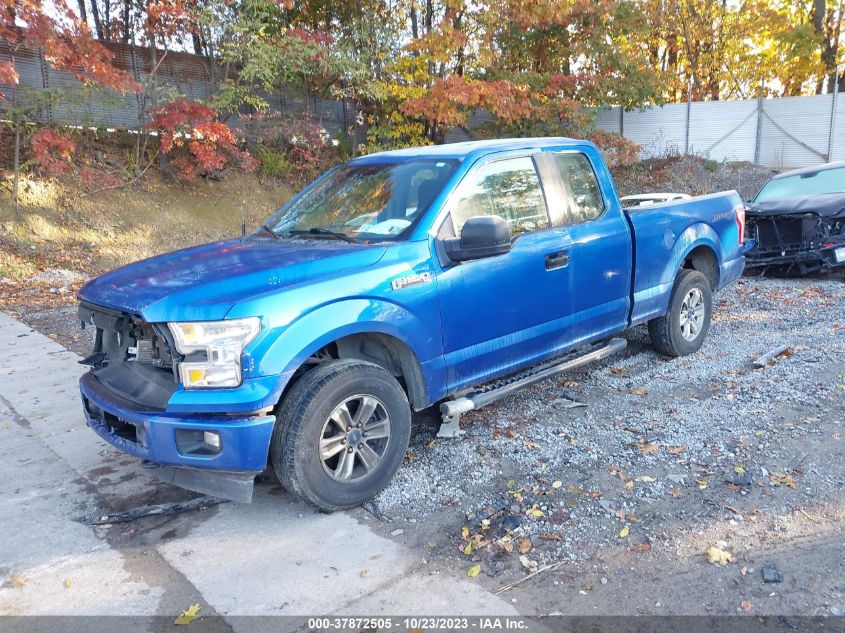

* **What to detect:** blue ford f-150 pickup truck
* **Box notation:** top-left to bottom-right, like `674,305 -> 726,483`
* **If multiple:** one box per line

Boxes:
77,137 -> 751,509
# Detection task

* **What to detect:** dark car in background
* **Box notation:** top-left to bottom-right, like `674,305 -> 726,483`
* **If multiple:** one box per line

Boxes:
745,162 -> 845,275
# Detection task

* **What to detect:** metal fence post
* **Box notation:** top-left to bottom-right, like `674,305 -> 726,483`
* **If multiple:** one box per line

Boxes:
754,79 -> 764,165
829,67 -> 840,162
38,48 -> 53,124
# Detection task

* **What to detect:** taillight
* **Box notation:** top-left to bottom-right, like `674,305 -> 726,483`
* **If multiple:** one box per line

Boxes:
735,205 -> 746,245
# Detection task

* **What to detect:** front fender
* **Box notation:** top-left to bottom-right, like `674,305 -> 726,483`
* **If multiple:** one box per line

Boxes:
254,298 -> 444,408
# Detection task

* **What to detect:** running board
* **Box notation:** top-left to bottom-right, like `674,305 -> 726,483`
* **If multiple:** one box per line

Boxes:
437,338 -> 627,438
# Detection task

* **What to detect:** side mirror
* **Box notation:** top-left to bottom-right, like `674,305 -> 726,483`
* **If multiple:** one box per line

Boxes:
443,215 -> 511,262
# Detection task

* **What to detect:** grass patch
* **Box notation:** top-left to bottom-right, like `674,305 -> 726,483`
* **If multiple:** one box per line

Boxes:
0,171 -> 294,281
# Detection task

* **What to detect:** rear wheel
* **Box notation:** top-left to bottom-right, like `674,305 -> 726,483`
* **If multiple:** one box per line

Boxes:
648,269 -> 713,357
271,359 -> 411,511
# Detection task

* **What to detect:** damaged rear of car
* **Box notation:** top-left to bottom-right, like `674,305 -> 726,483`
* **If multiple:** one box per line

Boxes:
745,162 -> 845,275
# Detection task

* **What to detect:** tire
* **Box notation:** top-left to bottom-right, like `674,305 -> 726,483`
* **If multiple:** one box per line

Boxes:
270,359 -> 411,511
647,269 -> 713,357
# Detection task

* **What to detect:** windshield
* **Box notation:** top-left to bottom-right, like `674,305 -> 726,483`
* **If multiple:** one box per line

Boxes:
755,166 -> 845,203
265,159 -> 459,241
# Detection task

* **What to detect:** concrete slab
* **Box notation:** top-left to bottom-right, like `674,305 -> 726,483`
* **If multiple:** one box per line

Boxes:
0,309 -> 523,623
156,487 -> 413,616
0,400 -> 165,617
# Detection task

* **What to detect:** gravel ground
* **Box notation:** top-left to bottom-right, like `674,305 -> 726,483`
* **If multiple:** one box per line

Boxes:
612,156 -> 776,200
10,272 -> 845,615
365,272 -> 845,614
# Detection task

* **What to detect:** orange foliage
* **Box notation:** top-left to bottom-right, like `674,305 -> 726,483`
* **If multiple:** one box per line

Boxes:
0,0 -> 139,95
147,98 -> 257,180
31,129 -> 77,176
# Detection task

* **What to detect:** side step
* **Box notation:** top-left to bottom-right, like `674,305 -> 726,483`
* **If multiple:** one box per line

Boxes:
437,338 -> 627,438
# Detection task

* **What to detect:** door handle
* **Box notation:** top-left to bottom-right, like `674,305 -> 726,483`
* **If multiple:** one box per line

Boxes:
545,251 -> 569,270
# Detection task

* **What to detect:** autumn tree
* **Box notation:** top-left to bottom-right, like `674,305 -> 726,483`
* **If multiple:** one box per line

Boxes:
811,0 -> 844,93
639,0 -> 838,100
367,0 -> 656,156
0,0 -> 138,200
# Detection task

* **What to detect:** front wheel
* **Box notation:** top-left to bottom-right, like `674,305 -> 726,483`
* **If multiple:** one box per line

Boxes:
270,359 -> 411,511
648,269 -> 713,357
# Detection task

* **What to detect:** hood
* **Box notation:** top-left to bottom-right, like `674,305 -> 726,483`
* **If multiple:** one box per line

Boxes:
78,237 -> 387,322
749,193 -> 845,218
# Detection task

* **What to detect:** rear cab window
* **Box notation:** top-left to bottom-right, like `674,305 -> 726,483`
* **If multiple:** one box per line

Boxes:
549,152 -> 605,224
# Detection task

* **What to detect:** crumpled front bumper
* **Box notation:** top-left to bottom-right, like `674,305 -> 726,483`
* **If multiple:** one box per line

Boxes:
745,243 -> 845,270
80,372 -> 276,501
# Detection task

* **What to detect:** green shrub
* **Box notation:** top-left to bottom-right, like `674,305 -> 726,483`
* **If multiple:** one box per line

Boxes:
704,158 -> 720,172
257,146 -> 289,179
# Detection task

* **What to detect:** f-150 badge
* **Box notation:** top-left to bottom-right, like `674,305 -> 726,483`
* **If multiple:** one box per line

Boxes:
391,272 -> 433,291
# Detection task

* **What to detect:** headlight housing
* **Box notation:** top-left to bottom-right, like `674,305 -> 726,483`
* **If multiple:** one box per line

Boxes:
169,318 -> 260,389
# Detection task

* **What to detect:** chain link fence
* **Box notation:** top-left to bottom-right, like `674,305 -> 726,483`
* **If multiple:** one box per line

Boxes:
0,40 -> 360,141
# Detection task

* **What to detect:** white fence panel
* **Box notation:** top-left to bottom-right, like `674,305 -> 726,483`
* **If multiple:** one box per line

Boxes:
620,102 -> 689,158
688,98 -> 758,163
594,91 -> 844,169
758,94 -> 832,168
594,107 -> 622,135
835,92 -> 845,162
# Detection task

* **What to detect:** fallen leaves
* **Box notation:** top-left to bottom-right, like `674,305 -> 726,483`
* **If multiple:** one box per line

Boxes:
740,599 -> 752,612
630,543 -> 652,554
517,538 -> 532,554
619,525 -> 629,538
519,555 -> 538,573
468,564 -> 481,578
64,578 -> 73,589
638,442 -> 659,455
770,473 -> 797,488
174,604 -> 201,625
706,546 -> 733,566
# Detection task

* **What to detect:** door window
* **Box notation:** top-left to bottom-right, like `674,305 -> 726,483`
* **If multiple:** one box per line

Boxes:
552,153 -> 604,224
449,156 -> 549,237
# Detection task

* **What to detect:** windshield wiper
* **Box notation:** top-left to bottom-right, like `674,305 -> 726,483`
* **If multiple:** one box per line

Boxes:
258,223 -> 280,240
288,228 -> 360,244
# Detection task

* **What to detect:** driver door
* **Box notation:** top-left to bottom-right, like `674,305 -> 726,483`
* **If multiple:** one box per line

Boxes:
434,154 -> 575,392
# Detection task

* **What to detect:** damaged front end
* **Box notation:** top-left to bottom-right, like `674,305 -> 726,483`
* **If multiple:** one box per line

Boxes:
78,301 -> 181,410
77,302 -> 275,502
745,196 -> 845,275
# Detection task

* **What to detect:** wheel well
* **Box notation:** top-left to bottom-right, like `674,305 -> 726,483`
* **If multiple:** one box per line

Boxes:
682,246 -> 719,290
284,333 -> 428,411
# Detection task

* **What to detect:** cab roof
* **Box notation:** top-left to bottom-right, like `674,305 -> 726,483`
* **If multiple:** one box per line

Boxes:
352,137 -> 585,163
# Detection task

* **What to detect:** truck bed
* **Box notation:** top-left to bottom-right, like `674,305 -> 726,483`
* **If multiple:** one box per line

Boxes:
623,190 -> 746,325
